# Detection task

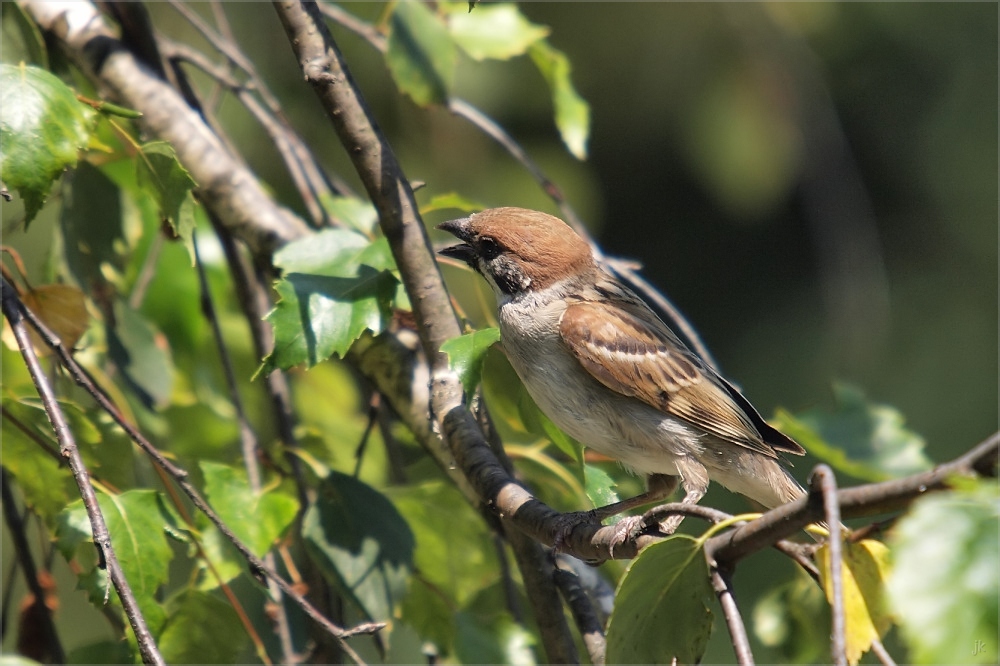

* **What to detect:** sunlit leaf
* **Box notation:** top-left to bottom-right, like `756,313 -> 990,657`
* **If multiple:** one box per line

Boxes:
0,63 -> 95,224
55,490 -> 173,635
200,461 -> 299,557
606,535 -> 713,664
584,464 -> 620,509
528,40 -> 590,160
134,141 -> 197,263
158,590 -> 247,663
303,471 -> 414,622
319,192 -> 378,235
887,480 -> 999,664
386,0 -> 457,106
261,230 -> 398,374
445,3 -> 550,61
441,327 -> 500,401
773,383 -> 933,482
816,539 -> 892,665
419,191 -> 486,215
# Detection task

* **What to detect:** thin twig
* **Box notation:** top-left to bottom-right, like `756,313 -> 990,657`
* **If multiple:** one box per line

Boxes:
0,469 -> 66,664
870,636 -> 898,666
708,563 -> 754,666
811,465 -> 846,666
5,279 -> 379,663
1,279 -> 164,666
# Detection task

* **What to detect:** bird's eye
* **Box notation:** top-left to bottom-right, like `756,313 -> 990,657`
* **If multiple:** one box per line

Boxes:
479,237 -> 502,261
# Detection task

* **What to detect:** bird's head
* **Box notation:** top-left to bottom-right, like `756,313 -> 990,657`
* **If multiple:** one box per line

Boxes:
437,207 -> 595,299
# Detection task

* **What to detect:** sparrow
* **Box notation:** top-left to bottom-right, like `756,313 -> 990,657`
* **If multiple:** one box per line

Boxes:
438,207 -> 807,539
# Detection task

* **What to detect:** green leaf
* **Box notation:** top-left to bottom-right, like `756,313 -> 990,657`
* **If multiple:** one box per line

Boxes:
56,490 -> 173,635
200,461 -> 299,557
773,383 -> 933,482
584,464 -> 620,509
61,161 -> 124,298
107,300 -> 175,410
303,471 -> 415,622
389,481 -> 497,606
528,40 -> 590,160
419,191 -> 487,215
319,192 -> 379,235
816,539 -> 892,665
66,639 -> 133,664
261,230 -> 398,374
2,3 -> 49,69
1,397 -> 73,526
387,0 -> 458,106
158,590 -> 247,663
0,63 -> 95,224
887,480 -> 999,664
134,141 -> 197,263
454,611 -> 536,665
445,3 -> 550,61
441,327 -> 501,402
606,535 -> 714,664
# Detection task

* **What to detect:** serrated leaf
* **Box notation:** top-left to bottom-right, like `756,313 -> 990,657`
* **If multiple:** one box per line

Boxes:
0,63 -> 95,224
135,141 -> 197,263
56,490 -> 173,635
200,461 -> 299,557
606,535 -> 714,664
773,383 -> 933,482
303,471 -> 415,622
441,327 -> 500,402
528,40 -> 590,160
262,231 -> 398,374
158,590 -> 247,663
419,191 -> 487,215
816,539 -> 892,665
887,481 -> 999,664
387,0 -> 458,106
262,269 -> 397,374
446,3 -> 550,61
319,192 -> 379,235
106,300 -> 174,410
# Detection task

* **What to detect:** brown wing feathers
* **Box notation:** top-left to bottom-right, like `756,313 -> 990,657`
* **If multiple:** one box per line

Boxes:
559,300 -> 797,458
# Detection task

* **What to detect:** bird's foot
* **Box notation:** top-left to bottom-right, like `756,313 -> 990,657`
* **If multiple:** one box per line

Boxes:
552,511 -> 652,559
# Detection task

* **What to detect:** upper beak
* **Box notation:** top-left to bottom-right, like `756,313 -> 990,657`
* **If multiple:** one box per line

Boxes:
437,217 -> 477,264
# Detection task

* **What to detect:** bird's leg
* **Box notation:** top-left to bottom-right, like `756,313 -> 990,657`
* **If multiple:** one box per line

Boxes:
656,458 -> 710,535
552,474 -> 679,556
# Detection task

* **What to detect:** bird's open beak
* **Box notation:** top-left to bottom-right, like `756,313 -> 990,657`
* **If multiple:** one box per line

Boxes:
437,218 -> 477,265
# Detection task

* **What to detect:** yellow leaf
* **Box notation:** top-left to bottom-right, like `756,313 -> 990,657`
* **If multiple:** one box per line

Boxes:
2,284 -> 89,356
816,538 -> 893,665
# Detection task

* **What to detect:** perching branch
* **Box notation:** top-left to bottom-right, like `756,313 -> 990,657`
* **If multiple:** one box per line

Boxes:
810,465 -> 846,666
1,279 -> 164,666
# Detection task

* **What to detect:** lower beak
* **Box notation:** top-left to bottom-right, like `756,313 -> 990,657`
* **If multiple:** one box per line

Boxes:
438,242 -> 477,265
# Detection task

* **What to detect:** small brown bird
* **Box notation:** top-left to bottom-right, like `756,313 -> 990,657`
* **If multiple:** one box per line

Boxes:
439,207 -> 806,538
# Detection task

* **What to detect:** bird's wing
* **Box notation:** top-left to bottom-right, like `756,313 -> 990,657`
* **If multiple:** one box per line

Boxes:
559,299 -> 783,458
